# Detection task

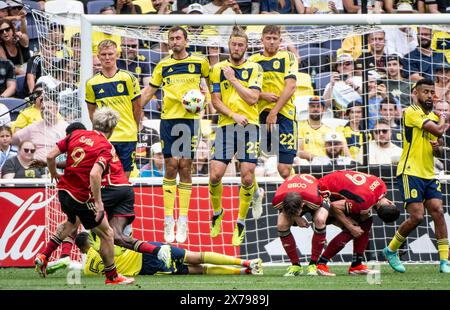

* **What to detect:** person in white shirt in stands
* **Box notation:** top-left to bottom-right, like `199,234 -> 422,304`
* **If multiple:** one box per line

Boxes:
369,118 -> 402,165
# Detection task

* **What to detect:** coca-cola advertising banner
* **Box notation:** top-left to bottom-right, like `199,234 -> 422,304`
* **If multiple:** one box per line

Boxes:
0,189 -> 50,267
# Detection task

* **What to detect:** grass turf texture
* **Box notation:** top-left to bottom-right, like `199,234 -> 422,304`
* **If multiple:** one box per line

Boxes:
1,264 -> 449,290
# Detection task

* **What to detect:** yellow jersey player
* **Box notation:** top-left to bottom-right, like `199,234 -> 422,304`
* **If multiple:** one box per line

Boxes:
141,26 -> 210,244
49,232 -> 262,276
209,25 -> 263,246
85,39 -> 142,177
383,79 -> 450,274
248,25 -> 298,220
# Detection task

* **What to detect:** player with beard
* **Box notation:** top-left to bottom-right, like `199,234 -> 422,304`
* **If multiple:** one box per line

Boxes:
383,79 -> 450,274
141,26 -> 210,244
209,25 -> 263,246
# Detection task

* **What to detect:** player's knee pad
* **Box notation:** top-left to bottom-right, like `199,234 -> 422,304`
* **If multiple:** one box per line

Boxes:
278,229 -> 291,238
312,223 -> 326,234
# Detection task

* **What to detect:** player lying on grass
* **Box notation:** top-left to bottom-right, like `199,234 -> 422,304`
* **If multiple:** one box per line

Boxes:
272,174 -> 331,276
314,170 -> 400,276
47,232 -> 263,276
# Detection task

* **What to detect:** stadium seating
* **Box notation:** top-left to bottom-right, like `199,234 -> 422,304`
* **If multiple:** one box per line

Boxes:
0,98 -> 27,122
87,0 -> 115,14
312,72 -> 332,96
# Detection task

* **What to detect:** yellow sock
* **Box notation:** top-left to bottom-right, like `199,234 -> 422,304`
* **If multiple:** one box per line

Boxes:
178,182 -> 192,217
437,239 -> 449,261
388,231 -> 406,252
204,265 -> 242,275
209,181 -> 223,213
163,178 -> 177,217
202,252 -> 242,266
238,183 -> 255,221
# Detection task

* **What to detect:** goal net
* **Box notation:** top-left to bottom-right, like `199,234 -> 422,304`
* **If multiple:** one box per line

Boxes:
32,9 -> 450,264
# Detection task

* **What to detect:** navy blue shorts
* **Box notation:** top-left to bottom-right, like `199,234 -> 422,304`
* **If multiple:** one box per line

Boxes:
139,242 -> 189,275
397,174 -> 442,207
259,111 -> 297,164
160,119 -> 200,159
212,124 -> 259,164
111,141 -> 136,172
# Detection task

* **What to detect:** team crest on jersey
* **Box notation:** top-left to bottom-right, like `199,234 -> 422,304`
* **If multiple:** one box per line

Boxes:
273,60 -> 280,70
224,81 -> 230,89
241,70 -> 249,80
117,83 -> 124,93
135,67 -> 142,74
188,64 -> 195,73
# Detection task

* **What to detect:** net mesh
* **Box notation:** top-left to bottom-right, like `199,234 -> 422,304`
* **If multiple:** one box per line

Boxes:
33,9 -> 450,263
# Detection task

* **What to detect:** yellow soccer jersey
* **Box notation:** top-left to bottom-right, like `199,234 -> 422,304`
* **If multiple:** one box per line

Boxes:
11,106 -> 42,131
298,120 -> 332,157
338,125 -> 363,163
397,104 -> 439,179
210,59 -> 263,127
85,69 -> 141,142
149,53 -> 210,120
248,50 -> 298,120
83,247 -> 143,277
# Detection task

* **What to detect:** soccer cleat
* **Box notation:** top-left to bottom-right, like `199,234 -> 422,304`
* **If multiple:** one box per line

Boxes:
348,264 -> 380,275
232,222 -> 245,246
383,247 -> 405,273
164,218 -> 175,243
316,264 -> 336,276
251,188 -> 265,220
306,264 -> 318,276
284,264 -> 303,276
210,209 -> 224,238
175,219 -> 188,243
46,256 -> 71,275
105,274 -> 135,285
34,253 -> 48,277
157,245 -> 172,269
439,260 -> 450,273
249,258 -> 263,275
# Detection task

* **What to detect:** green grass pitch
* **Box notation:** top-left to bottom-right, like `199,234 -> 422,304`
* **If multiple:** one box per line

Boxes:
1,264 -> 449,290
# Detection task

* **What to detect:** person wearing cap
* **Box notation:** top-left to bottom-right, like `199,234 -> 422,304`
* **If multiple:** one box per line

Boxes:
5,0 -> 27,34
403,27 -> 449,82
368,119 -> 403,165
140,142 -> 165,177
433,63 -> 449,103
385,54 -> 413,108
298,96 -> 351,162
117,37 -> 151,88
311,131 -> 354,166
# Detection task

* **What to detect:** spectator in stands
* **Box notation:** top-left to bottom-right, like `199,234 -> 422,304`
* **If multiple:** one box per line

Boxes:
11,83 -> 43,133
338,101 -> 364,163
298,96 -> 350,162
434,99 -> 450,173
177,0 -> 211,12
99,5 -> 116,14
140,142 -> 165,177
311,131 -> 355,166
12,99 -> 67,162
403,26 -> 449,82
150,0 -> 172,14
433,63 -> 450,103
379,97 -> 402,147
367,70 -> 396,129
0,101 -> 10,125
115,0 -> 142,14
384,26 -> 418,57
2,140 -> 45,179
93,55 -> 102,74
385,54 -> 412,108
303,0 -> 343,14
24,52 -> 42,96
203,0 -> 241,36
117,37 -> 151,87
5,0 -> 27,33
0,2 -> 8,18
0,124 -> 16,171
0,19 -> 30,75
418,0 -> 450,13
357,30 -> 387,75
342,0 -> 383,13
260,0 -> 305,13
0,56 -> 15,97
369,119 -> 403,165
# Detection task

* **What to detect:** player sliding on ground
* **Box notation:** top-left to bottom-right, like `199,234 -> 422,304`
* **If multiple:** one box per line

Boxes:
208,25 -> 263,246
272,174 -> 330,276
314,170 -> 400,276
47,231 -> 263,276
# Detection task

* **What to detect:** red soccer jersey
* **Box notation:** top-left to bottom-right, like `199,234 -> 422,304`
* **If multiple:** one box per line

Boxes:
319,170 -> 387,215
272,174 -> 323,210
101,150 -> 131,187
57,130 -> 113,203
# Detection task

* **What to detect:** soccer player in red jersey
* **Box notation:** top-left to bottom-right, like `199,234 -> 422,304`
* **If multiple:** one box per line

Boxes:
272,174 -> 331,276
34,108 -> 134,285
315,170 -> 399,276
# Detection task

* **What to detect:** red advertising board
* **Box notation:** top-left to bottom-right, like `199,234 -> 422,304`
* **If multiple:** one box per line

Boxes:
0,185 -> 239,267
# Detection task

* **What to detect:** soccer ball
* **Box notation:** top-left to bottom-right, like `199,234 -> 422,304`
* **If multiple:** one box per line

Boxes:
182,89 -> 205,114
